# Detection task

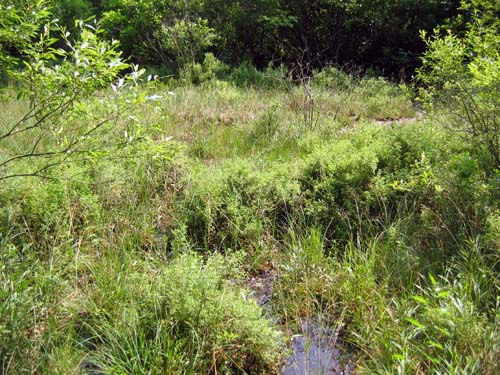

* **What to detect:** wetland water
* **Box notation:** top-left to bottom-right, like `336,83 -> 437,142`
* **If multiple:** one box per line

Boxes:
282,320 -> 352,375
247,271 -> 352,375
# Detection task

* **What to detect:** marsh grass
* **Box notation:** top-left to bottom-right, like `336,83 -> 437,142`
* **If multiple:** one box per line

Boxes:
134,76 -> 415,163
1,74 -> 498,374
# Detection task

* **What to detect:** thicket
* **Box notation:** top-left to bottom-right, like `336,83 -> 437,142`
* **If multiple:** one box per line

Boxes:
48,0 -> 462,78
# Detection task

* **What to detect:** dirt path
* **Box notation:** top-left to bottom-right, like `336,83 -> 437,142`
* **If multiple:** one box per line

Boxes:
374,110 -> 424,126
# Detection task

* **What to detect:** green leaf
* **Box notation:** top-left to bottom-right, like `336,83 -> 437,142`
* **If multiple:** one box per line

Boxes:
428,273 -> 437,286
405,317 -> 424,329
392,353 -> 405,361
436,327 -> 451,337
411,295 -> 428,305
437,290 -> 450,298
427,340 -> 444,350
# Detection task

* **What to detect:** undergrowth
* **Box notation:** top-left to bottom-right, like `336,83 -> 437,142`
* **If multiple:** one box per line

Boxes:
1,74 -> 498,374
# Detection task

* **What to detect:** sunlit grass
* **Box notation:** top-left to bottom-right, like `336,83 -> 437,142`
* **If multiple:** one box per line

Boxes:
1,76 -> 497,374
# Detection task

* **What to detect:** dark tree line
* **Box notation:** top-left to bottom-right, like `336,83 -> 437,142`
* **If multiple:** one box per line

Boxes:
52,0 -> 462,78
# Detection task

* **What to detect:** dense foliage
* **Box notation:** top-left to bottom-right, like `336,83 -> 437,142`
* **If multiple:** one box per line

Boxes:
418,0 -> 500,167
48,0 -> 462,77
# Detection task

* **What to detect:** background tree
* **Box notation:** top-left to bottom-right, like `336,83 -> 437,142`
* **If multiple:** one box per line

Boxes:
0,0 -> 52,80
49,0 -> 461,78
417,0 -> 500,167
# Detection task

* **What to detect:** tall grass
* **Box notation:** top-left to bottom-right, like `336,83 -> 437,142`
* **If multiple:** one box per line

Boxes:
1,73 -> 498,373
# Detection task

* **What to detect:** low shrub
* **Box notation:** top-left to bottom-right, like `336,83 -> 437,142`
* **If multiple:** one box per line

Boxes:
86,253 -> 285,374
228,62 -> 286,89
181,53 -> 229,85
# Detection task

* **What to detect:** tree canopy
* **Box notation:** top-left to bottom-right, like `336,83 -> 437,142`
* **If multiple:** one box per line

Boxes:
49,0 -> 462,78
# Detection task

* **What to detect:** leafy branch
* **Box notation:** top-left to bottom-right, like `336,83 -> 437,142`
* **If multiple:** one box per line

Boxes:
0,4 -> 149,180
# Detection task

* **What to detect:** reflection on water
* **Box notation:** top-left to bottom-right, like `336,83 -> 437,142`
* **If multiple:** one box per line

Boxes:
282,320 -> 352,375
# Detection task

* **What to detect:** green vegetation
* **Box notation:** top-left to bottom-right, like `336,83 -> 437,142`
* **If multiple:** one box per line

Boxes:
48,0 -> 461,78
418,0 -> 500,167
1,0 -> 499,374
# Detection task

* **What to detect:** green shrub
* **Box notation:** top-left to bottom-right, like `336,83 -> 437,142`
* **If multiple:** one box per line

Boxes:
175,158 -> 302,251
229,62 -> 285,89
181,53 -> 229,85
87,253 -> 285,374
313,67 -> 355,91
417,0 -> 500,167
174,123 -> 467,252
